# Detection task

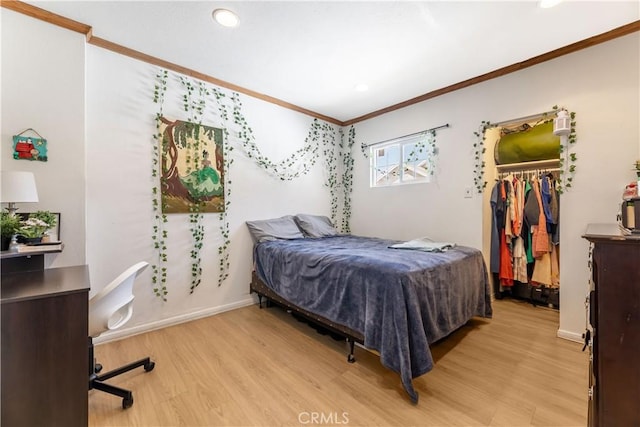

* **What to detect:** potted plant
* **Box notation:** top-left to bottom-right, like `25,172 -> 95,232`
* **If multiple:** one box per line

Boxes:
1,212 -> 22,251
30,210 -> 57,241
17,216 -> 50,244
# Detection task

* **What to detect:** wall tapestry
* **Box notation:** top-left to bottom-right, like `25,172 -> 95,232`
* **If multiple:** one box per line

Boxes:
12,128 -> 48,161
159,117 -> 225,213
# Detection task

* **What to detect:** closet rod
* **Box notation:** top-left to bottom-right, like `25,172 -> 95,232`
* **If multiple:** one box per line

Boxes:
498,168 -> 561,178
362,123 -> 450,148
493,110 -> 557,127
495,158 -> 560,172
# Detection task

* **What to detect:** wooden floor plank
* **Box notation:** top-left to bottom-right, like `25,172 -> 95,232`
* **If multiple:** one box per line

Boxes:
89,299 -> 588,426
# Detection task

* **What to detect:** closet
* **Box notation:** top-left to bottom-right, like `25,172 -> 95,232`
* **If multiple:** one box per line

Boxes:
488,159 -> 560,308
480,112 -> 564,310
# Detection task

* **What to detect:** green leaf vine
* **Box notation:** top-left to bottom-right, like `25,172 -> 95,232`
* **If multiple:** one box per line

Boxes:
231,93 -> 321,181
210,87 -> 233,286
321,123 -> 339,224
551,105 -> 577,194
217,126 -> 233,287
340,126 -> 356,233
179,76 -> 209,292
230,93 -> 355,231
406,130 -> 437,176
152,69 -> 169,300
472,120 -> 492,194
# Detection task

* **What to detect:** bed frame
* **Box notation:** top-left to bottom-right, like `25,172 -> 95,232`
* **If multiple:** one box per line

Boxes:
250,271 -> 364,363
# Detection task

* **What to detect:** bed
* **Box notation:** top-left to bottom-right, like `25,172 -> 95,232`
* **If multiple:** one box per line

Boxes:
247,215 -> 492,403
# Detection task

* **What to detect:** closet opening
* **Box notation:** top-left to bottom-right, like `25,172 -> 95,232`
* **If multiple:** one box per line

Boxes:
481,113 -> 561,311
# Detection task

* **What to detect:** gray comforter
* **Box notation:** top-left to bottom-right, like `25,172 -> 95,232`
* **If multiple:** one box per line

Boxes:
254,235 -> 492,403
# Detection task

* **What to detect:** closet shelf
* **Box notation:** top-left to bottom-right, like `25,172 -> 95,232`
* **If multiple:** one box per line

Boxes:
495,158 -> 560,172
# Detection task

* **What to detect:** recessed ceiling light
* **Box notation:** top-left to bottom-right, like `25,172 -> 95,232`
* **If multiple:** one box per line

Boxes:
212,9 -> 239,27
538,0 -> 563,8
355,83 -> 369,92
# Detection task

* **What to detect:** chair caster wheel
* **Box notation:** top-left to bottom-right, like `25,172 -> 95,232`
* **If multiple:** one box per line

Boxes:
347,354 -> 356,363
122,395 -> 134,409
144,361 -> 155,372
95,363 -> 103,373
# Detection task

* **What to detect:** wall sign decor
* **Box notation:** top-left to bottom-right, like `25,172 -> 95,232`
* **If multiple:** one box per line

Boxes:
12,128 -> 48,161
158,117 -> 225,214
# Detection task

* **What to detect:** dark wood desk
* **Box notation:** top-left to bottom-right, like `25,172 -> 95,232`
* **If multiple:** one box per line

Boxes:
1,265 -> 90,427
583,224 -> 640,427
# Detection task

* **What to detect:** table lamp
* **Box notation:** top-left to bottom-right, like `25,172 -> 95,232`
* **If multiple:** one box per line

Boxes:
1,171 -> 39,215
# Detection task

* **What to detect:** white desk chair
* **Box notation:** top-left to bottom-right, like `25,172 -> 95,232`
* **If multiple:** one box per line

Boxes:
88,261 -> 155,409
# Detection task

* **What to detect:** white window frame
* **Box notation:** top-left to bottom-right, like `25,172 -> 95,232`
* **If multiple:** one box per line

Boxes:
369,133 -> 433,188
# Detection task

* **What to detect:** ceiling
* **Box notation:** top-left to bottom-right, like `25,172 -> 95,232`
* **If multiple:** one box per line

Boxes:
26,1 -> 640,123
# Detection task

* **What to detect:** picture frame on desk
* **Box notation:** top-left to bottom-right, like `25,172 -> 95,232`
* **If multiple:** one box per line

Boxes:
17,212 -> 61,242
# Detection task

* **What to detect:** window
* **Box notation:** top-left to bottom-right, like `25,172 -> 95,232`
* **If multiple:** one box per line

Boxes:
369,132 -> 435,187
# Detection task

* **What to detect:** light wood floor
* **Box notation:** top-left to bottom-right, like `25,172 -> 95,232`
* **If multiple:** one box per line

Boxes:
89,299 -> 588,426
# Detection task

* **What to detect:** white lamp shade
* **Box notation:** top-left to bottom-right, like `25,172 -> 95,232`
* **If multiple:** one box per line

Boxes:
1,171 -> 39,203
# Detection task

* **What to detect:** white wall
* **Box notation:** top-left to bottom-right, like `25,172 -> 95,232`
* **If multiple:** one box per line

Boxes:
85,46 -> 334,337
1,9 -> 86,269
351,33 -> 640,341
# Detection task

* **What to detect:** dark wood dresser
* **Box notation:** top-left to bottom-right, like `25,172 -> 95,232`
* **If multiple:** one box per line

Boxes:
583,224 -> 640,427
1,265 -> 90,427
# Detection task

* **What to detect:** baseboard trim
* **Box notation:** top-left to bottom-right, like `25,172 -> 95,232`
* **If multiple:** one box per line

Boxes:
93,296 -> 256,345
557,329 -> 583,343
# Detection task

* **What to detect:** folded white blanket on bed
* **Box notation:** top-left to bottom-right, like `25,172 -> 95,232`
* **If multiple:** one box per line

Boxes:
389,238 -> 456,252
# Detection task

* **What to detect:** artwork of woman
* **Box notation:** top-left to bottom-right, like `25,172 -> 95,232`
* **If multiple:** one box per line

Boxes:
159,118 -> 225,213
180,150 -> 222,200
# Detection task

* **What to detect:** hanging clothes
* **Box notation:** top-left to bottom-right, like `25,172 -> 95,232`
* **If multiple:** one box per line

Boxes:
512,237 -> 528,284
498,180 -> 514,287
541,175 -> 554,231
531,177 -> 550,258
531,251 -> 553,286
522,179 -> 535,264
489,182 -> 501,274
550,244 -> 560,288
550,179 -> 560,245
489,171 -> 561,295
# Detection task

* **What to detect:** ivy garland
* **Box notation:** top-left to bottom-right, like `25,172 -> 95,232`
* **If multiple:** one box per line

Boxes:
231,92 -> 321,181
472,107 -> 577,194
321,123 -> 340,224
229,93 -> 355,231
406,130 -> 438,177
210,87 -> 233,287
178,76 -> 209,292
151,69 -> 169,300
472,120 -> 492,194
340,126 -> 356,233
151,68 -> 355,299
552,105 -> 577,194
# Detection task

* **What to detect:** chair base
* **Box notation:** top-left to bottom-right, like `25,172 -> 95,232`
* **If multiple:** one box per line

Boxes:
89,338 -> 155,409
